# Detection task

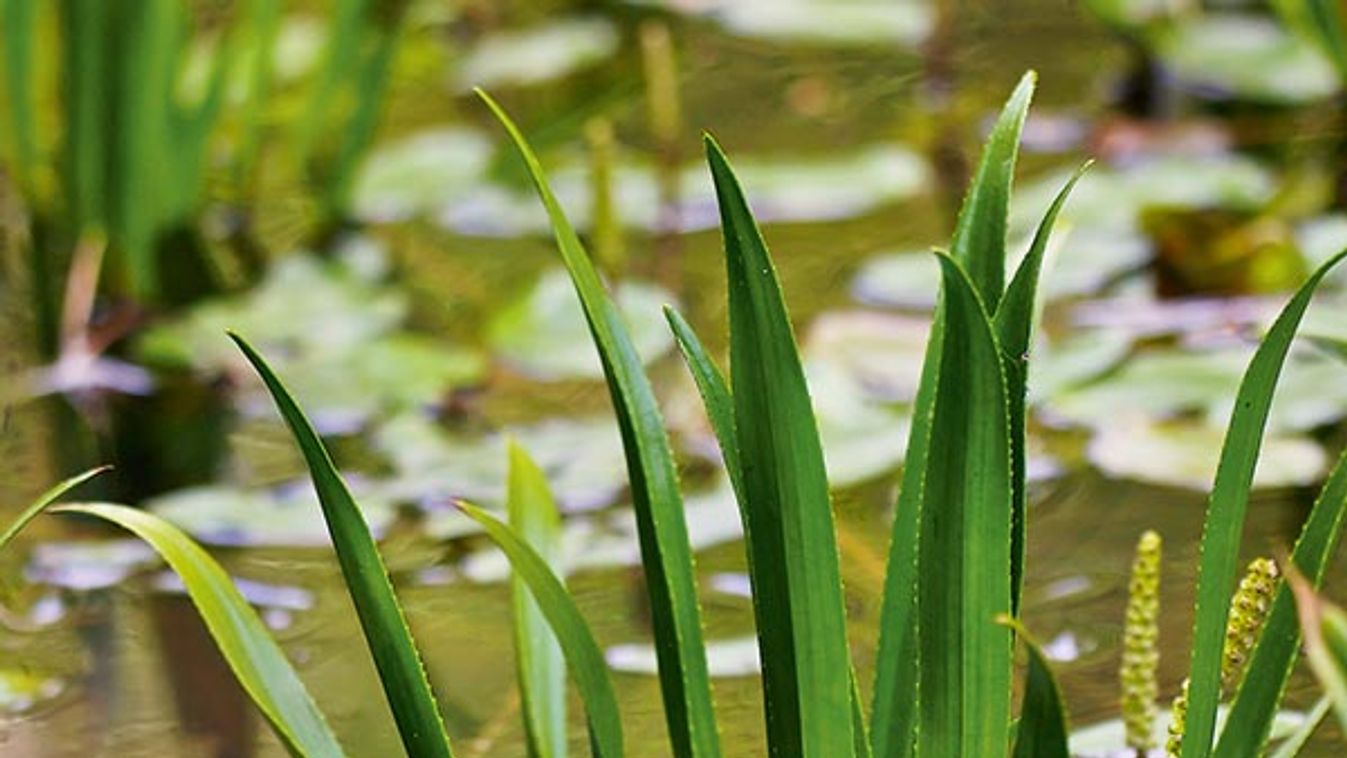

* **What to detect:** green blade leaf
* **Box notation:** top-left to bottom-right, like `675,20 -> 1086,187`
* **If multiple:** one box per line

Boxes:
917,253 -> 1014,757
50,503 -> 346,758
999,617 -> 1069,758
1288,570 -> 1347,737
993,162 -> 1089,613
871,74 -> 1035,758
0,466 -> 109,550
663,306 -> 742,499
230,333 -> 454,758
479,91 -> 721,758
508,442 -> 568,758
1215,440 -> 1347,755
666,304 -> 874,755
1180,248 -> 1347,758
459,502 -> 624,758
952,71 -> 1035,309
705,135 -> 855,758
1267,696 -> 1329,758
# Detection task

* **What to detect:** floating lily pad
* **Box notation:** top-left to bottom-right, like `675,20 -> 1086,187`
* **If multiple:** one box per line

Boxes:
459,480 -> 741,583
443,145 -> 928,236
1012,155 -> 1277,237
377,413 -> 630,515
140,252 -> 486,433
0,670 -> 64,714
1069,705 -> 1307,757
607,636 -> 760,677
352,128 -> 494,222
807,360 -> 911,486
630,0 -> 931,47
488,268 -> 676,380
1156,14 -> 1338,104
1027,330 -> 1134,406
1042,347 -> 1251,429
181,16 -> 326,103
1086,417 -> 1325,490
453,18 -> 619,91
26,539 -> 159,591
147,482 -> 398,548
802,311 -> 930,402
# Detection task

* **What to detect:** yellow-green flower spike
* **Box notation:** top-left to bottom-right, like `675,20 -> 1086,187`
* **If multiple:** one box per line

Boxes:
1122,529 -> 1162,751
1221,557 -> 1280,693
1166,677 -> 1189,758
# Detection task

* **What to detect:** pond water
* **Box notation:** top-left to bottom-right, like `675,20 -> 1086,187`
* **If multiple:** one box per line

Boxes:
5,0 -> 1347,755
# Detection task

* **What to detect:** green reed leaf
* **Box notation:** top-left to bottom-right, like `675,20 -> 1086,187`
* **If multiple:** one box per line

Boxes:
1181,248 -> 1347,758
0,467 -> 108,551
918,253 -> 1013,757
52,503 -> 346,758
952,71 -> 1034,309
460,502 -> 624,758
1000,616 -> 1069,758
1,0 -> 38,197
1267,696 -> 1329,758
871,75 -> 1035,758
1288,570 -> 1347,737
231,333 -> 454,758
705,134 -> 855,758
1215,441 -> 1347,755
994,162 -> 1088,613
508,442 -> 568,758
480,90 -> 721,758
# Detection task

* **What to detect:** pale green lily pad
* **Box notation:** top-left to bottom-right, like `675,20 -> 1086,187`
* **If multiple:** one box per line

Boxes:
453,18 -> 619,91
0,670 -> 64,714
1069,704 -> 1307,757
180,16 -> 325,103
1027,330 -> 1134,406
1086,417 -> 1325,490
1012,155 -> 1277,237
488,268 -> 676,380
607,636 -> 760,677
140,252 -> 486,433
630,0 -> 932,47
1209,353 -> 1347,432
807,360 -> 912,487
459,480 -> 741,582
376,413 -> 630,515
352,127 -> 494,222
147,483 -> 398,548
851,250 -> 941,311
1042,347 -> 1251,429
444,145 -> 928,236
26,539 -> 159,591
1156,14 -> 1338,104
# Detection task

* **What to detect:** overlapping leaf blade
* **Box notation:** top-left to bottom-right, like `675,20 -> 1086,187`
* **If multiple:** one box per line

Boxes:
460,502 -> 624,758
480,91 -> 721,758
0,467 -> 108,550
871,74 -> 1035,758
508,442 -> 568,758
994,162 -> 1088,612
50,504 -> 347,758
231,333 -> 454,758
705,135 -> 855,757
917,254 -> 1013,757
1180,249 -> 1347,758
1001,617 -> 1068,758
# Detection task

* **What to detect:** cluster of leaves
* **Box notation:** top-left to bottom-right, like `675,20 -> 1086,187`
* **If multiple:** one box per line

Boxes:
7,72 -> 1347,758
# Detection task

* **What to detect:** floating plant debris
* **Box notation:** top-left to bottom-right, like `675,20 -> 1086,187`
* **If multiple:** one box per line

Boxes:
452,18 -> 619,91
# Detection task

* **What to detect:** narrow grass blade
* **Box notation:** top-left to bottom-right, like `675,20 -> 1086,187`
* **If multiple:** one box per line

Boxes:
1267,696 -> 1329,758
1272,0 -> 1347,80
0,467 -> 109,550
1181,248 -> 1347,758
993,163 -> 1089,613
1288,570 -> 1347,736
1215,441 -> 1347,755
459,503 -> 623,758
1,0 -> 39,197
480,92 -> 721,758
51,503 -> 346,758
231,333 -> 453,758
952,71 -> 1035,309
999,616 -> 1069,758
706,135 -> 855,758
508,442 -> 568,758
663,306 -> 741,497
917,253 -> 1013,757
667,304 -> 874,753
872,74 -> 1035,758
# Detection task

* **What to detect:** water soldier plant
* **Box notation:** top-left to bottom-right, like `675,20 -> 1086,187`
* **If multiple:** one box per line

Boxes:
8,71 -> 1347,756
